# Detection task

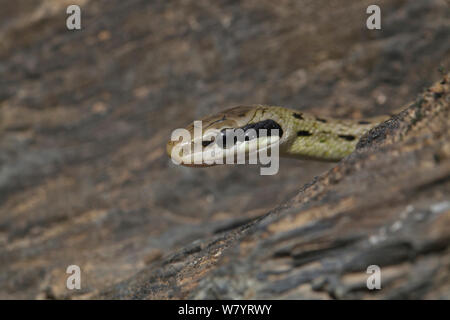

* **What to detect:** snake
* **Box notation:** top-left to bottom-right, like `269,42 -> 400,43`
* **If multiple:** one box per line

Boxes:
166,105 -> 391,166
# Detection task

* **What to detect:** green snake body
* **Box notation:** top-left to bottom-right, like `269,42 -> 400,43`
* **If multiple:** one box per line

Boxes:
167,105 -> 389,166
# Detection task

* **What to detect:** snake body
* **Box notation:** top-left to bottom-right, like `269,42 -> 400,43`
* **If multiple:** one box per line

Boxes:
167,105 -> 390,166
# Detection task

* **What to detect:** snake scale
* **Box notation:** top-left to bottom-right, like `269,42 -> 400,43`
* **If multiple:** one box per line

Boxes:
166,105 -> 391,166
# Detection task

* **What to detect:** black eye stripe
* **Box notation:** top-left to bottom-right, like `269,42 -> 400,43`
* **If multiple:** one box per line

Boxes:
338,134 -> 356,141
297,130 -> 312,136
217,120 -> 283,148
240,119 -> 283,137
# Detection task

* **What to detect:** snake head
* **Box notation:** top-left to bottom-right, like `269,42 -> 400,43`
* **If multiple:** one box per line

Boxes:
166,106 -> 283,167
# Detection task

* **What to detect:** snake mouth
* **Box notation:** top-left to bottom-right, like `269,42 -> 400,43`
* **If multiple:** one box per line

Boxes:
169,135 -> 281,167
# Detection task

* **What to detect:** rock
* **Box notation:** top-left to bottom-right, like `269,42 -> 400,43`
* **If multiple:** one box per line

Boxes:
99,76 -> 450,299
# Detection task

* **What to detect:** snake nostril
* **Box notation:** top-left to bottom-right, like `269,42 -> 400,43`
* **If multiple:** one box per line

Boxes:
202,135 -> 215,147
202,140 -> 213,147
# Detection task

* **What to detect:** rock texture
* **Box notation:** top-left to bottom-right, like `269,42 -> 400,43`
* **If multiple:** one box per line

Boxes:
100,76 -> 450,299
0,0 -> 449,299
